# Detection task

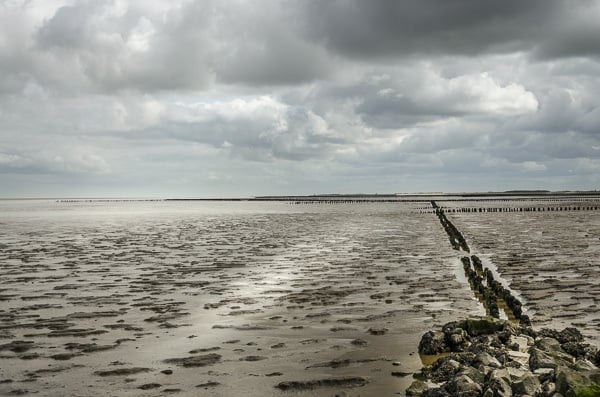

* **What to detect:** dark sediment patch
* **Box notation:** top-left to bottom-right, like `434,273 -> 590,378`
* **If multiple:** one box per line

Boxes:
188,347 -> 220,354
306,358 -> 386,369
0,341 -> 35,353
163,353 -> 222,367
274,376 -> 369,390
240,355 -> 268,362
94,367 -> 151,376
196,381 -> 220,388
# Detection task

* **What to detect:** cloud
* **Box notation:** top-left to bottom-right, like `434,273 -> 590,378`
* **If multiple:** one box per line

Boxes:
353,66 -> 538,129
158,96 -> 342,161
1,1 -> 600,196
300,0 -> 600,60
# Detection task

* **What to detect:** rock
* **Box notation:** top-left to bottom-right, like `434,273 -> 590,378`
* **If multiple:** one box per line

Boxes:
511,373 -> 540,396
486,368 -> 513,397
541,380 -> 556,396
461,367 -> 485,385
425,357 -> 463,382
445,326 -> 470,351
421,387 -> 451,396
506,367 -> 528,381
457,318 -> 504,337
507,350 -> 530,367
450,333 -> 464,347
530,347 -> 560,370
573,359 -> 597,372
533,338 -> 576,368
537,337 -> 563,351
475,352 -> 502,369
447,374 -> 482,396
419,331 -> 447,355
482,389 -> 494,397
557,328 -> 585,344
555,367 -> 600,397
417,319 -> 599,397
509,335 -> 530,353
533,368 -> 555,383
405,380 -> 428,397
368,327 -> 388,336
562,342 -> 598,361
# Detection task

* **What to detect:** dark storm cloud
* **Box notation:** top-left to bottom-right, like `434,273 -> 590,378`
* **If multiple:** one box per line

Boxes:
300,0 -> 600,60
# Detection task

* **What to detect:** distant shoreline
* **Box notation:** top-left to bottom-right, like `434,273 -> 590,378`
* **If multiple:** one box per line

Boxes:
2,191 -> 600,202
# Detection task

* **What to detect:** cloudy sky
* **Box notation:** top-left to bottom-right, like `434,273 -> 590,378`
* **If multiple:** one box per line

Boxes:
1,0 -> 600,197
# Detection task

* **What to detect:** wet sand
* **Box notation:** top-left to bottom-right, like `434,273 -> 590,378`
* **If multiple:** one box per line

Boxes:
0,201 -> 482,396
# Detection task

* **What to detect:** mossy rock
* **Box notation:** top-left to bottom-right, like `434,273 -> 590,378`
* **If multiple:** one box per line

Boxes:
557,367 -> 600,397
456,317 -> 504,337
569,384 -> 600,397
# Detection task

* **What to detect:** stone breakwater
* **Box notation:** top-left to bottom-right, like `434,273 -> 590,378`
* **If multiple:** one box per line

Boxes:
412,317 -> 600,397
413,203 -> 600,397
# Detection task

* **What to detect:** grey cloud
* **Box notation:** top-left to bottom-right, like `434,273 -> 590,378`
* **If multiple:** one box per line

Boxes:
33,1 -> 217,92
299,0 -> 549,58
121,98 -> 345,162
28,0 -> 333,93
215,4 -> 333,86
300,0 -> 600,60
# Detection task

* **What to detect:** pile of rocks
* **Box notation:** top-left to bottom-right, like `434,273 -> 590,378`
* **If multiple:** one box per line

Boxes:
411,317 -> 600,397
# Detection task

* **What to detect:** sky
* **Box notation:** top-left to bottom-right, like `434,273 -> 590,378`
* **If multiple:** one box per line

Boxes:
1,0 -> 600,198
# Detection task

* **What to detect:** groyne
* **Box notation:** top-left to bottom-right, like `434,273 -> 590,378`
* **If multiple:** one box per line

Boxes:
408,202 -> 600,397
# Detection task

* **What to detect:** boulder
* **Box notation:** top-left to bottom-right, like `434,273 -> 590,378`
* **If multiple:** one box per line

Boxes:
511,373 -> 541,396
419,331 -> 447,355
509,335 -> 530,353
529,347 -> 563,371
475,352 -> 502,369
457,318 -> 505,337
507,350 -> 530,368
485,368 -> 513,397
425,357 -> 463,383
447,374 -> 482,396
538,328 -> 584,345
555,367 -> 600,397
405,379 -> 428,397
421,387 -> 451,397
461,366 -> 485,385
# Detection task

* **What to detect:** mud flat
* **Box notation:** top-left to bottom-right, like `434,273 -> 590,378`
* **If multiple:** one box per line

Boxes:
445,202 -> 600,345
0,200 -> 482,396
